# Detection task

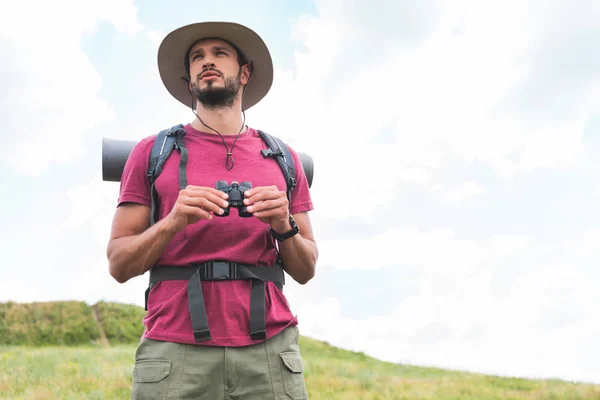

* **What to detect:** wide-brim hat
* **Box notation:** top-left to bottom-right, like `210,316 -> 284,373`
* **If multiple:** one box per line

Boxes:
157,21 -> 273,111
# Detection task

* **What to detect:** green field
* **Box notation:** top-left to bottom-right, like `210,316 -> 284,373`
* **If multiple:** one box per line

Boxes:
1,301 -> 599,399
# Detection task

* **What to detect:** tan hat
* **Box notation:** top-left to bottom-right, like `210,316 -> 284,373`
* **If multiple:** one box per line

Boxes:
157,21 -> 273,111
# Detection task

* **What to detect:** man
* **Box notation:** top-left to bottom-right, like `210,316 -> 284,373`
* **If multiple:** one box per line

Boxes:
106,21 -> 317,399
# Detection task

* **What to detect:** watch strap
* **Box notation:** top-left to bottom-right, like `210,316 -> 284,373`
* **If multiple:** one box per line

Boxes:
269,215 -> 299,242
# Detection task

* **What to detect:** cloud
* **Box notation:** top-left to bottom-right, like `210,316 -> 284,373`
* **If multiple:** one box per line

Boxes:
0,171 -> 143,306
563,228 -> 600,258
61,172 -> 119,243
248,0 -> 600,195
318,226 -> 531,272
0,0 -> 142,177
147,30 -> 165,52
286,241 -> 600,384
443,181 -> 486,203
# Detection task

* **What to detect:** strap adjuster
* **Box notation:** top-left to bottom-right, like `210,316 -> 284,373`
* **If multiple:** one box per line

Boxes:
250,329 -> 267,340
193,329 -> 211,342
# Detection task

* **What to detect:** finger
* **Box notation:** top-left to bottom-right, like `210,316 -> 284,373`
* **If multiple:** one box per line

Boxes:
252,206 -> 288,219
244,185 -> 278,198
247,198 -> 287,214
185,185 -> 229,199
244,188 -> 283,204
181,190 -> 230,207
177,204 -> 213,220
180,194 -> 228,210
179,195 -> 227,215
203,187 -> 230,200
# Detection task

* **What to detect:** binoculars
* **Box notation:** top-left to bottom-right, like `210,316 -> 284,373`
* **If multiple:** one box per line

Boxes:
215,181 -> 253,217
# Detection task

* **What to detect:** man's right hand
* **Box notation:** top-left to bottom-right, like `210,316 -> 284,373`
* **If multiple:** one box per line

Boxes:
165,185 -> 229,233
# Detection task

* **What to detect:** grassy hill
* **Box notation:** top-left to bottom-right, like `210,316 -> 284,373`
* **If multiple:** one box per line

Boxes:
1,300 -> 599,399
0,300 -> 146,346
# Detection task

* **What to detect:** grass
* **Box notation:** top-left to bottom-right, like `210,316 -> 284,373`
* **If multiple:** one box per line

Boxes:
0,345 -> 132,399
296,337 -> 600,400
2,341 -> 600,400
1,300 -> 599,399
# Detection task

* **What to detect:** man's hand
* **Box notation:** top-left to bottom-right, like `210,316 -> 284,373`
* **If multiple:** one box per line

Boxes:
243,185 -> 291,232
166,185 -> 230,233
244,185 -> 318,285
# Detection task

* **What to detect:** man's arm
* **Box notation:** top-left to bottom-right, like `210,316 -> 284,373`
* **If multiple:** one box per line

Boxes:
107,186 -> 230,283
272,211 -> 318,285
242,184 -> 318,285
106,203 -> 177,283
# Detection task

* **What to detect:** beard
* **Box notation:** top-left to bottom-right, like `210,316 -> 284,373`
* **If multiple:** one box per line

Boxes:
191,69 -> 242,110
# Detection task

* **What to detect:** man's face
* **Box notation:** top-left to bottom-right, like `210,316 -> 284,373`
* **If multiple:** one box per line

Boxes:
187,38 -> 249,110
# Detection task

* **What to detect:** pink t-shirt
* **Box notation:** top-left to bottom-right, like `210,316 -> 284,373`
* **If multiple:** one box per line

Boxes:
117,123 -> 314,347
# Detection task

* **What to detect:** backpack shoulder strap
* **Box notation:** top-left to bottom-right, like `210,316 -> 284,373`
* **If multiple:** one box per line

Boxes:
147,124 -> 185,184
144,124 -> 186,311
147,124 -> 186,225
256,130 -> 297,202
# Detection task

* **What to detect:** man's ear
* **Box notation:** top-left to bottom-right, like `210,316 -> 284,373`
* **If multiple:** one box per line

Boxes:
241,64 -> 252,85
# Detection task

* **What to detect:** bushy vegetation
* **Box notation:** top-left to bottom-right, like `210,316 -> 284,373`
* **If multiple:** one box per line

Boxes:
0,301 -> 101,346
93,301 -> 146,344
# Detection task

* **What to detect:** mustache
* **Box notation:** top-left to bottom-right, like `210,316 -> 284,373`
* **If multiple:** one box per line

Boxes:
197,68 -> 223,79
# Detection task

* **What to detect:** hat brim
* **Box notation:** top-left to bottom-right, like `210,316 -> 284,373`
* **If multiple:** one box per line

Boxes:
157,21 -> 273,111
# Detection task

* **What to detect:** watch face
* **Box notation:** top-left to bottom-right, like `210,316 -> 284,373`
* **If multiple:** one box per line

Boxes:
289,215 -> 298,229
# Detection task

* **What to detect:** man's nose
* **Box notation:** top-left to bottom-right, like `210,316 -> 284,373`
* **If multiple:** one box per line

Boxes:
203,59 -> 216,69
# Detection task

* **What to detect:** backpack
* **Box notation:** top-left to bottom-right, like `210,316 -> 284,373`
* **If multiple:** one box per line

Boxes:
146,124 -> 300,225
142,124 -> 306,343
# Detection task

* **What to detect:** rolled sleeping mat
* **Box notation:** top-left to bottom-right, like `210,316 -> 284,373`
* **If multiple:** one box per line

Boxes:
102,138 -> 314,188
101,138 -> 138,183
297,151 -> 314,189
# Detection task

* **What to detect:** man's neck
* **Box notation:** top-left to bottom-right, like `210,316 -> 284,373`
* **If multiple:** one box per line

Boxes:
191,104 -> 246,136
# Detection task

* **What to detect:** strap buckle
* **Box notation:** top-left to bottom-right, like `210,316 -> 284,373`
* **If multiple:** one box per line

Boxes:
260,148 -> 283,158
209,261 -> 236,280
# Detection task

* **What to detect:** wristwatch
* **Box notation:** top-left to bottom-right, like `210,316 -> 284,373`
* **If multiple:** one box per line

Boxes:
269,215 -> 300,242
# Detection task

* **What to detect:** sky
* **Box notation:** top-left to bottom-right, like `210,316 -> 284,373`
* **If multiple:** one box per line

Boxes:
2,0 -> 600,385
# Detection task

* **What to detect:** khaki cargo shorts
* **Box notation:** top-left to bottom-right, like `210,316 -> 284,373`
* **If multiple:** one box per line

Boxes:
130,325 -> 308,400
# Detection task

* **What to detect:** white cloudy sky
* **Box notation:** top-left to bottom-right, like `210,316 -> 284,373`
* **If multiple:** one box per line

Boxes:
2,0 -> 600,385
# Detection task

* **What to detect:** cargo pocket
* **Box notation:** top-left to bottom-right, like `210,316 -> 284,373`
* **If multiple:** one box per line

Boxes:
279,351 -> 308,400
131,359 -> 172,400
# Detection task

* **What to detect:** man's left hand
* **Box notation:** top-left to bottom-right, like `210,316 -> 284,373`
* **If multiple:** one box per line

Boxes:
243,185 -> 291,231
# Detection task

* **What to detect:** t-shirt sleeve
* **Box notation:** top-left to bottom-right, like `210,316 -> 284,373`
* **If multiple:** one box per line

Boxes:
287,144 -> 314,215
117,137 -> 154,208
